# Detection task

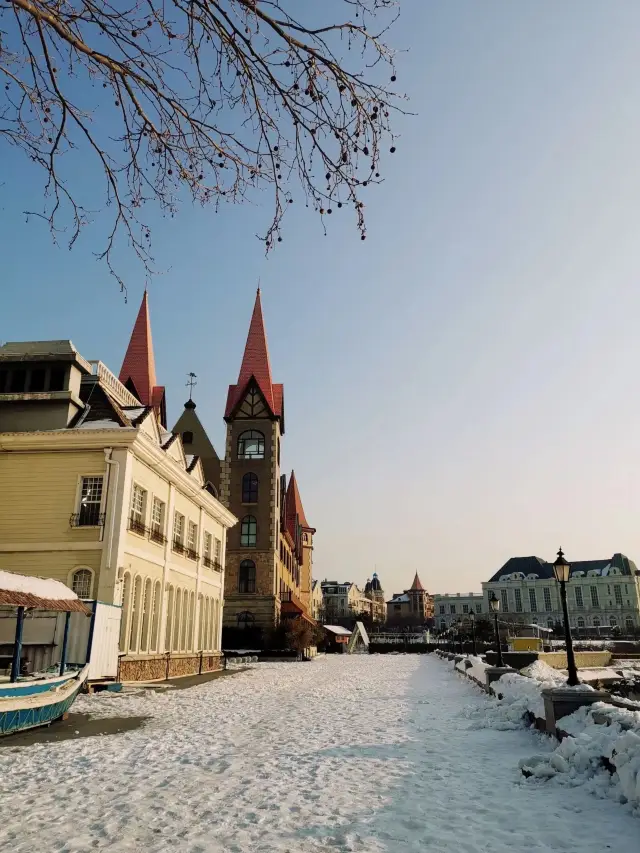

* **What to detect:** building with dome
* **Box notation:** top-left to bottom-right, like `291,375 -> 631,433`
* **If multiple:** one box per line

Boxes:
363,573 -> 386,622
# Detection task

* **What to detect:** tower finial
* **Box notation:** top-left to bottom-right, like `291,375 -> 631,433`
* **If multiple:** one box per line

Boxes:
186,372 -> 197,402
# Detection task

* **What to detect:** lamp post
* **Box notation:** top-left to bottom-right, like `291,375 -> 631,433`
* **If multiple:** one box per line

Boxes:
552,547 -> 580,687
488,592 -> 504,667
469,609 -> 477,657
456,619 -> 463,654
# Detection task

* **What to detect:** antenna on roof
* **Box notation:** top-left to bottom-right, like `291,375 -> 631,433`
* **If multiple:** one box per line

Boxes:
186,372 -> 197,401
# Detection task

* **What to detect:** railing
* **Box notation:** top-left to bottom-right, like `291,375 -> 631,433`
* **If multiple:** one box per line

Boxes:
186,547 -> 199,562
214,560 -> 223,572
128,516 -> 149,536
172,540 -> 186,555
87,360 -> 141,408
203,557 -> 223,571
69,510 -> 105,528
149,528 -> 167,546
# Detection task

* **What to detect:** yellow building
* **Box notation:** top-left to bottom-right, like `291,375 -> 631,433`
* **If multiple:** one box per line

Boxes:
0,299 -> 236,681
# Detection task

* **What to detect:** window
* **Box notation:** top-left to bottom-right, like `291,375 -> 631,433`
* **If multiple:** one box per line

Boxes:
625,617 -> 634,632
514,589 -> 523,613
500,589 -> 509,612
71,568 -> 92,598
239,560 -> 256,593
547,618 -> 554,629
462,604 -> 469,614
528,589 -> 537,613
450,604 -> 456,615
439,605 -> 445,615
614,585 -> 623,606
577,616 -> 585,628
242,472 -> 259,503
575,587 -> 584,609
77,476 -> 103,526
240,515 -> 257,547
203,532 -> 213,561
475,604 -> 482,613
129,484 -> 147,533
543,587 -> 552,611
440,621 -> 446,631
173,512 -> 185,547
237,611 -> 255,629
182,431 -> 193,444
593,616 -> 601,628
187,521 -> 198,558
237,430 -> 265,460
610,616 -> 618,628
590,586 -> 600,608
150,498 -> 165,543
214,538 -> 222,562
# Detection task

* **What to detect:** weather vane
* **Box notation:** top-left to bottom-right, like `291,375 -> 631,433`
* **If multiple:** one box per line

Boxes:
186,372 -> 197,401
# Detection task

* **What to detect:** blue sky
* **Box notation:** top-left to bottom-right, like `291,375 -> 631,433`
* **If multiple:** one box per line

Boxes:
4,1 -> 640,595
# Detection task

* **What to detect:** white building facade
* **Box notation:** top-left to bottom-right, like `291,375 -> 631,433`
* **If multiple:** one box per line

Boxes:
434,593 -> 485,631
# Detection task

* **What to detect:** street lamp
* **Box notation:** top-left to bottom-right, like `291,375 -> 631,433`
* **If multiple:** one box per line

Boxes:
456,618 -> 463,654
488,592 -> 504,667
552,547 -> 580,686
469,608 -> 477,657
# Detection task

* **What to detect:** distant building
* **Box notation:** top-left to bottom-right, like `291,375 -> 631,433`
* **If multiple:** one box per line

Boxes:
433,593 -> 485,631
311,579 -> 323,621
386,573 -> 434,624
320,574 -> 386,624
363,573 -> 386,622
482,553 -> 640,634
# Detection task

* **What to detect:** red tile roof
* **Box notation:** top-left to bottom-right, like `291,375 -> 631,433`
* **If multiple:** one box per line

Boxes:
225,290 -> 283,419
409,572 -> 425,592
119,291 -> 157,407
285,470 -> 314,536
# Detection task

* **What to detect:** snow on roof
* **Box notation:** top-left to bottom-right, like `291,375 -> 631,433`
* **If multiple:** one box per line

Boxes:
76,418 -> 122,429
0,570 -> 89,612
388,594 -> 410,603
323,625 -> 352,636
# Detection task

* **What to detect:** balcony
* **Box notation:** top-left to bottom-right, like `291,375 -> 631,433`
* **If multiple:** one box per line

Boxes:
149,527 -> 167,546
203,556 -> 222,571
185,547 -> 199,562
172,540 -> 186,556
128,516 -> 149,537
69,509 -> 105,528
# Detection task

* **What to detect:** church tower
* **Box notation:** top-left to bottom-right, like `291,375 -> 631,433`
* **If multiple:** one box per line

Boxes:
220,290 -> 287,631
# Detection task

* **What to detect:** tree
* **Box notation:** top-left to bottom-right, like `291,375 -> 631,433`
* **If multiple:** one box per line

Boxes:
1,0 -> 401,289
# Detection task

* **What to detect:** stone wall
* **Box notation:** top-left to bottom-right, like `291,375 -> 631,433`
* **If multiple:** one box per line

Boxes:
119,651 -> 223,682
539,651 -> 612,669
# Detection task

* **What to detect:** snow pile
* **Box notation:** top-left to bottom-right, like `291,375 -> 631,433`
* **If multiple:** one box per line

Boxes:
519,701 -> 640,811
453,655 -> 489,685
0,569 -> 77,600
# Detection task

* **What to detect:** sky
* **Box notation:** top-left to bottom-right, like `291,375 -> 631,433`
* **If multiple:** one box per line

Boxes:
3,1 -> 640,596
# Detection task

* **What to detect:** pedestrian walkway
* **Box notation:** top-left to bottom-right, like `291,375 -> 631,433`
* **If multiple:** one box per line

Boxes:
0,655 -> 636,852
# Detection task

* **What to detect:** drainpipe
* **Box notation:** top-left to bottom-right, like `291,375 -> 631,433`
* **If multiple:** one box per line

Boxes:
103,448 -> 120,571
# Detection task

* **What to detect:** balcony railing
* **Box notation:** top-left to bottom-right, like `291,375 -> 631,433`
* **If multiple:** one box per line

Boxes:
69,509 -> 105,528
214,560 -> 222,572
172,539 -> 186,555
203,556 -> 224,571
128,516 -> 149,536
185,547 -> 199,562
149,527 -> 167,546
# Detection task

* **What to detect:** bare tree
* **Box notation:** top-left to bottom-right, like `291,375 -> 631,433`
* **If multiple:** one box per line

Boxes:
1,0 -> 401,290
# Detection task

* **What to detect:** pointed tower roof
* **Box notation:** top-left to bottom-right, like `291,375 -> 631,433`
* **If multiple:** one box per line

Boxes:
285,470 -> 314,539
119,291 -> 166,427
172,397 -> 221,491
409,572 -> 425,592
224,289 -> 284,421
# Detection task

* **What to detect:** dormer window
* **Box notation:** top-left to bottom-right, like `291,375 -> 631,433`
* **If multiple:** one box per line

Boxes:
182,431 -> 194,444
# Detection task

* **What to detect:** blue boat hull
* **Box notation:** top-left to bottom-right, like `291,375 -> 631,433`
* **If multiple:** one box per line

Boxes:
0,667 -> 88,736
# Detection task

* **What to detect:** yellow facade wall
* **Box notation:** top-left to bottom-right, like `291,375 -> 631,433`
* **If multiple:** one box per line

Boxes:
0,549 -> 102,588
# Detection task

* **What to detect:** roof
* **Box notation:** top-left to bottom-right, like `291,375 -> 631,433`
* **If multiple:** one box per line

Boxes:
119,291 -> 158,407
409,572 -> 425,592
486,553 -> 637,583
388,593 -> 410,604
0,570 -> 89,613
284,470 -> 314,540
0,340 -> 91,371
224,290 -> 284,420
370,572 -> 383,591
323,625 -> 352,636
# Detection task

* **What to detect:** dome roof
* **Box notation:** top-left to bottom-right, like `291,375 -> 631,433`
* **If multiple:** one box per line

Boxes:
364,579 -> 372,593
370,572 -> 382,591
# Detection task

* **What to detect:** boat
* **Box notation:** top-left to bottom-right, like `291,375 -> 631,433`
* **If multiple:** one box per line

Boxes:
0,570 -> 90,736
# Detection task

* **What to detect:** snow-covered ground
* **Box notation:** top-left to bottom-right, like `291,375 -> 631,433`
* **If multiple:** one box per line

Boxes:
1,655 -> 638,852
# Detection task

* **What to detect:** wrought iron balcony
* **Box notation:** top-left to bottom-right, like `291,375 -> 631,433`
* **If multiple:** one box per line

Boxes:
172,539 -> 186,555
149,527 -> 167,546
69,509 -> 105,528
128,516 -> 149,536
186,547 -> 199,562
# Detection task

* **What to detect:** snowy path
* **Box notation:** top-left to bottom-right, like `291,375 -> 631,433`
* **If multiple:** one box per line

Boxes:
0,655 -> 637,852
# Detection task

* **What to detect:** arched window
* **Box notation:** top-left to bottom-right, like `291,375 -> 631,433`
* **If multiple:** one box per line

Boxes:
187,592 -> 195,651
120,572 -> 132,652
165,585 -> 174,652
151,581 -> 162,651
592,616 -> 601,628
240,515 -> 257,547
182,431 -> 193,444
242,472 -> 259,503
237,430 -> 265,460
610,616 -> 618,628
547,618 -> 554,629
239,559 -> 256,593
172,588 -> 182,652
71,568 -> 93,599
440,621 -> 446,631
180,589 -> 189,650
625,617 -> 634,632
140,578 -> 153,651
129,576 -> 143,651
237,611 -> 255,630
577,616 -> 585,628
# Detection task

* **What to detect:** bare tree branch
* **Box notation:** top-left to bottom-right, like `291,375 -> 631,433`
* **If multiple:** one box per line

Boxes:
0,0 -> 403,291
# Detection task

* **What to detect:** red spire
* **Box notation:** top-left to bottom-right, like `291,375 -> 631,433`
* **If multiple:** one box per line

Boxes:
225,289 -> 283,419
285,470 -> 311,533
119,290 -> 157,406
409,572 -> 425,592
